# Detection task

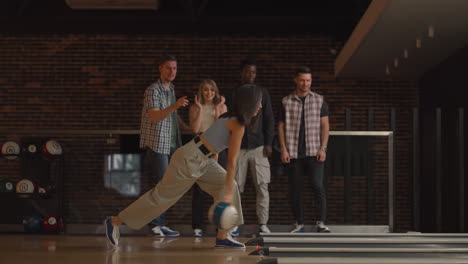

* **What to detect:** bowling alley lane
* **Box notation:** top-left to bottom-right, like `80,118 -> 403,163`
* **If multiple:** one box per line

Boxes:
0,235 -> 261,264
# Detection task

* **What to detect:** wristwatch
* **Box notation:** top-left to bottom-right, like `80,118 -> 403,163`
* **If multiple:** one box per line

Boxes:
320,147 -> 327,152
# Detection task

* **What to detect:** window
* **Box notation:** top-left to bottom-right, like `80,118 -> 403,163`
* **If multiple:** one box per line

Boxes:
104,154 -> 141,197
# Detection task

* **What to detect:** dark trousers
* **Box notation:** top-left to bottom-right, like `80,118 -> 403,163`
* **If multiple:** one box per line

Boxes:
192,150 -> 226,229
144,148 -> 175,227
287,156 -> 327,224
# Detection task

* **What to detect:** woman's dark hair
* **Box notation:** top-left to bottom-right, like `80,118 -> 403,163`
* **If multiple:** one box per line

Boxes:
221,84 -> 262,130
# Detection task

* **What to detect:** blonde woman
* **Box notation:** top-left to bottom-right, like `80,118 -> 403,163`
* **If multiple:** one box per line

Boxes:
189,79 -> 227,134
189,79 -> 227,237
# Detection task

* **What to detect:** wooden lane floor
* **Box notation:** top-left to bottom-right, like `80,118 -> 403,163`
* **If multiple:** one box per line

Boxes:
0,234 -> 261,264
247,237 -> 468,248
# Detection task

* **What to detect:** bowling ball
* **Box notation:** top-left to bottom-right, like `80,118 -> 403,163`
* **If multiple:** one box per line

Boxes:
16,179 -> 36,198
208,202 -> 239,230
2,141 -> 20,160
23,215 -> 43,233
42,140 -> 63,160
42,215 -> 59,232
22,142 -> 41,157
4,180 -> 15,193
38,184 -> 55,199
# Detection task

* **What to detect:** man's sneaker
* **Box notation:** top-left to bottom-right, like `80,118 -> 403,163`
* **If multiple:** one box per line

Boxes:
259,224 -> 271,233
193,228 -> 203,237
229,226 -> 239,237
290,224 -> 305,233
104,217 -> 119,247
215,236 -> 245,248
316,221 -> 331,233
152,226 -> 180,237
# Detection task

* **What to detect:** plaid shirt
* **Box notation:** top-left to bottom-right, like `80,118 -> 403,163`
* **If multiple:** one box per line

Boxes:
139,79 -> 181,154
282,90 -> 323,159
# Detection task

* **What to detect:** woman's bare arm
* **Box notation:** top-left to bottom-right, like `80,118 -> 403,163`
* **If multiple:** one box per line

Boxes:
223,119 -> 245,203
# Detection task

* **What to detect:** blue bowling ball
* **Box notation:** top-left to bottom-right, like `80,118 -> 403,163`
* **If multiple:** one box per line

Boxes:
23,215 -> 43,233
208,202 -> 239,230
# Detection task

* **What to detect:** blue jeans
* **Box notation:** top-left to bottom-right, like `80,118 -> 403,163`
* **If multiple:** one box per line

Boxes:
144,148 -> 175,227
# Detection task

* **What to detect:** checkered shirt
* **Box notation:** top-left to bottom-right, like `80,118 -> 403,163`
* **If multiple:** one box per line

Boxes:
281,90 -> 323,159
139,79 -> 180,154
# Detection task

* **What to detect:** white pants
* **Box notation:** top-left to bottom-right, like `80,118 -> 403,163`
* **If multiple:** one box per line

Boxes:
235,146 -> 270,225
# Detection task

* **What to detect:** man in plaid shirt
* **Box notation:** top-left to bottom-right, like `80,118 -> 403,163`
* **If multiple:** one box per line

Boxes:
278,66 -> 331,233
140,54 -> 189,237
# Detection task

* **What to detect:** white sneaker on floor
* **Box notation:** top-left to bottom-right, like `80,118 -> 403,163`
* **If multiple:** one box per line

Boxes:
104,216 -> 119,247
193,228 -> 203,237
151,226 -> 180,237
259,224 -> 271,233
151,226 -> 165,237
316,221 -> 331,233
290,224 -> 305,233
215,236 -> 245,248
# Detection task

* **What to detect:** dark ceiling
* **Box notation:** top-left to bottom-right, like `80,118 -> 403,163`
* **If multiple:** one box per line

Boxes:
0,0 -> 370,41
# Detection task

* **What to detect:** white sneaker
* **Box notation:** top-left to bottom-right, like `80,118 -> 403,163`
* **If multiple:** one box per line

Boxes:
151,226 -> 165,237
259,224 -> 271,233
229,226 -> 239,237
193,228 -> 203,237
316,221 -> 331,233
215,236 -> 245,248
290,224 -> 305,233
151,226 -> 180,237
104,217 -> 119,247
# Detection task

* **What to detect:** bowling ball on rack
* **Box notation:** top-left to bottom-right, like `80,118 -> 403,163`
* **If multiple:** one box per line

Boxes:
3,179 -> 15,193
16,179 -> 36,198
23,215 -> 43,233
0,178 -> 14,194
42,215 -> 60,233
22,142 -> 41,158
38,184 -> 55,199
42,140 -> 63,160
1,141 -> 20,160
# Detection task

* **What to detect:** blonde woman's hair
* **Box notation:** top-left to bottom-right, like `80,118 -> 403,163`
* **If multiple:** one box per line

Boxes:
197,79 -> 221,105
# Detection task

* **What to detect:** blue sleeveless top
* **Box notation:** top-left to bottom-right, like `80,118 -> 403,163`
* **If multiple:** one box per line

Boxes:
200,117 -> 236,153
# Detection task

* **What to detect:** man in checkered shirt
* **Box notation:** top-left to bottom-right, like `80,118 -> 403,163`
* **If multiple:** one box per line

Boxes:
278,66 -> 331,233
139,54 -> 189,237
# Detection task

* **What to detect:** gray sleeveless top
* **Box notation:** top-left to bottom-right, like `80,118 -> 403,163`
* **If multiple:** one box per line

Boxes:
201,117 -> 236,153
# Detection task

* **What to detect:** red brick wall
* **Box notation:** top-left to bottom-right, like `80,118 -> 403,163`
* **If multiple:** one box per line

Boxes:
0,33 -> 417,231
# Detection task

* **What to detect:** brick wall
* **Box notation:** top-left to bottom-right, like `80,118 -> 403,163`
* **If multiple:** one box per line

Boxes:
0,33 -> 418,231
